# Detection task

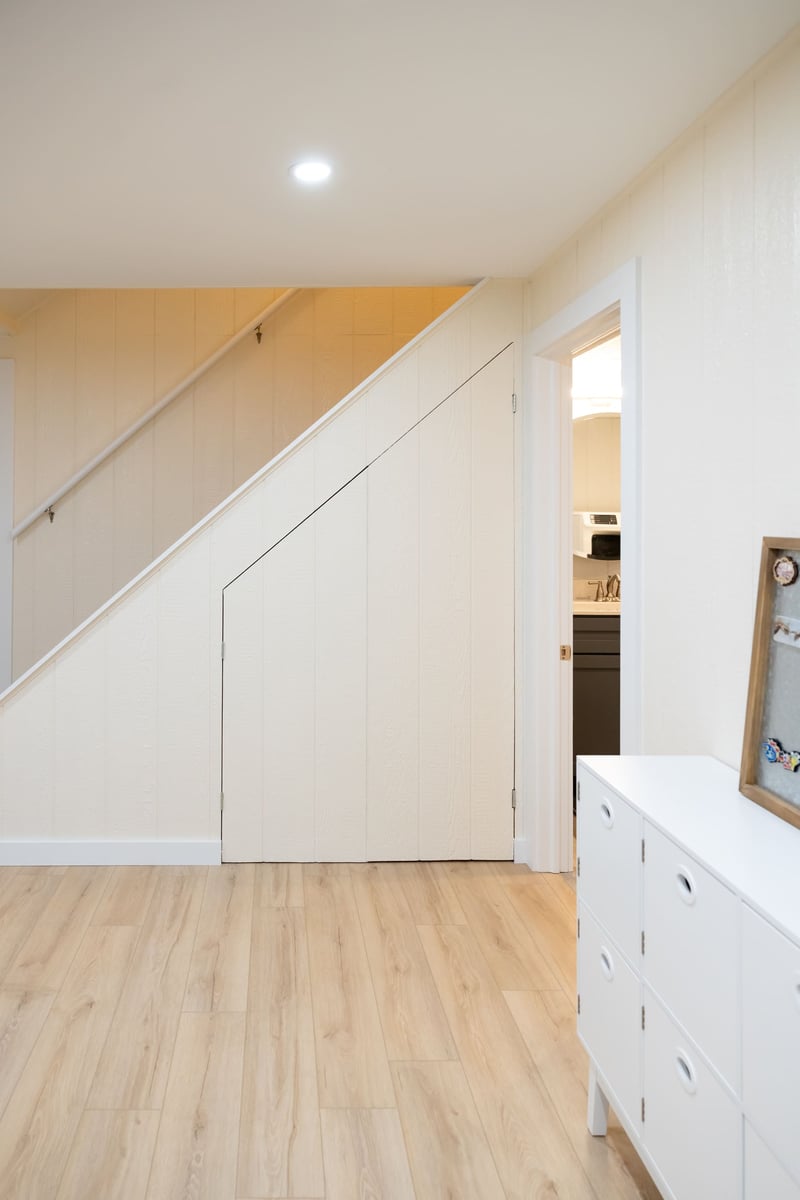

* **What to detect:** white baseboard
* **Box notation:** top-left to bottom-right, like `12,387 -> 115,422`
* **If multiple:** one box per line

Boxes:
0,840 -> 222,866
513,836 -> 531,866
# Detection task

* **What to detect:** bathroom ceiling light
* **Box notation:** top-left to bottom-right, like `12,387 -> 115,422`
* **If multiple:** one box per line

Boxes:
290,160 -> 332,184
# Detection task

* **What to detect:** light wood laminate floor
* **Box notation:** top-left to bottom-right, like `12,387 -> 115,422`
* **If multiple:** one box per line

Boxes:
0,861 -> 661,1200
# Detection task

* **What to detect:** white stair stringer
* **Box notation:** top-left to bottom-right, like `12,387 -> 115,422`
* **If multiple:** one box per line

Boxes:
0,279 -> 522,864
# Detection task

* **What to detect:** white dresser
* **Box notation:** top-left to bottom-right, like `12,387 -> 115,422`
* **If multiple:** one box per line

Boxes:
576,755 -> 800,1200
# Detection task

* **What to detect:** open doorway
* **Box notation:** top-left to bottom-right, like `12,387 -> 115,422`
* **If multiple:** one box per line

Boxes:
519,260 -> 641,872
571,334 -> 622,805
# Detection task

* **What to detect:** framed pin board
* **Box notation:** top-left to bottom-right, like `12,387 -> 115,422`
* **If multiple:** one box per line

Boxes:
740,537 -> 800,829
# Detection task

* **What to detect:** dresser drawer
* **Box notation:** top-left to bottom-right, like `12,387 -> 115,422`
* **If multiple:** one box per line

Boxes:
644,990 -> 740,1200
643,822 -> 739,1089
577,904 -> 640,1128
745,1123 -> 800,1200
578,767 -> 641,964
742,905 -> 800,1181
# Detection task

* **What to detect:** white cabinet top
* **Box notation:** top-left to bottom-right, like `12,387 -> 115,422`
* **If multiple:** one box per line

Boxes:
578,755 -> 800,946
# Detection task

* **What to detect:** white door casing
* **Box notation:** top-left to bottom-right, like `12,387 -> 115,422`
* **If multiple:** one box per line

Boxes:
222,347 -> 515,862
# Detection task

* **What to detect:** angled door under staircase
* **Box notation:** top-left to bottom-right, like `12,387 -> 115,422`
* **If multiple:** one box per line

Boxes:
221,346 -> 515,862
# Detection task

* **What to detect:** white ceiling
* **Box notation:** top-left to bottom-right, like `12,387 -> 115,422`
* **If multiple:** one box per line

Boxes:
1,0 -> 798,287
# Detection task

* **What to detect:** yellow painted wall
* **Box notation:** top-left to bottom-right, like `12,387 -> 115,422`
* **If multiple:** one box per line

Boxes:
11,286 -> 468,675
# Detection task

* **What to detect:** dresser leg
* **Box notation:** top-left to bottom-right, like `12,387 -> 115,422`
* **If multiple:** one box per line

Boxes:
587,1062 -> 609,1135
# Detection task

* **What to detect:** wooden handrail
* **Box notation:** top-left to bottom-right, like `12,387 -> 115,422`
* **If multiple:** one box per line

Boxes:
12,287 -> 301,539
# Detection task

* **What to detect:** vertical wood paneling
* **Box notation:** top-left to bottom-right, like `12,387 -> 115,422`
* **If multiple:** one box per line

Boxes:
261,522 -> 315,861
35,293 -> 76,498
418,308 -> 469,422
157,542 -> 210,837
152,392 -> 194,558
194,289 -> 235,363
314,475 -> 368,861
112,425 -> 153,592
75,290 -> 115,465
366,352 -> 418,460
366,430 -> 420,860
233,331 -> 273,488
470,352 -> 514,859
419,383 -> 471,859
54,627 -> 106,837
105,581 -> 158,839
313,394 -> 366,505
3,677 -> 55,837
114,291 -> 155,432
154,290 -> 195,396
12,317 -> 37,522
72,461 -> 114,626
11,533 -> 34,676
33,498 -> 74,661
274,334 -> 313,449
221,565 -> 263,862
193,366 -> 234,522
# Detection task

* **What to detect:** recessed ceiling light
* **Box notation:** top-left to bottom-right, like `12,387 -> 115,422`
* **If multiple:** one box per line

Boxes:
290,160 -> 332,184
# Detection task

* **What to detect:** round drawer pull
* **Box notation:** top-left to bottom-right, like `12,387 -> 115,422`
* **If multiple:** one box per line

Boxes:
675,866 -> 697,905
675,1051 -> 697,1095
599,800 -> 615,829
599,946 -> 615,982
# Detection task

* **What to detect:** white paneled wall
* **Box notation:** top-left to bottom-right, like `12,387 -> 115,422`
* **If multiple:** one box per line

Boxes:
11,286 -> 468,676
222,350 -> 515,862
0,280 -> 522,860
527,30 -> 800,770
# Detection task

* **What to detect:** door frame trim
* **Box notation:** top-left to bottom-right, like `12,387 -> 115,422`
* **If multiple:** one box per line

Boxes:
517,259 -> 642,871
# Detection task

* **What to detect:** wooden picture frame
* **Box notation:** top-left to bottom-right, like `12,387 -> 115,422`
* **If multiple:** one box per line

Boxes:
740,536 -> 800,829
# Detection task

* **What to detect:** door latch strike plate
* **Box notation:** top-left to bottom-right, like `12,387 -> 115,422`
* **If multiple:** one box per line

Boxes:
560,645 -> 572,661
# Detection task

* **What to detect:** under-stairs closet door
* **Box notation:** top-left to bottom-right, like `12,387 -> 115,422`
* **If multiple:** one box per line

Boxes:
222,347 -> 514,862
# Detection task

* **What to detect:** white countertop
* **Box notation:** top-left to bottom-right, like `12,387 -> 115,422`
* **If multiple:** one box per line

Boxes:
573,600 -> 621,615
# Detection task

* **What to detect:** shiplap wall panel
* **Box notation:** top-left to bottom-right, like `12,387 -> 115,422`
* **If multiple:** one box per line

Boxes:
220,566 -> 263,862
261,523 -> 315,861
365,353 -> 419,460
156,542 -> 211,838
0,281 -> 522,857
419,383 -> 472,860
470,355 -> 515,859
11,287 -> 469,676
526,31 -> 800,769
313,395 -> 367,506
366,430 -> 420,860
54,629 -> 106,837
73,461 -> 114,627
418,308 -> 469,422
3,673 -> 55,837
314,476 -> 368,861
105,582 -> 158,839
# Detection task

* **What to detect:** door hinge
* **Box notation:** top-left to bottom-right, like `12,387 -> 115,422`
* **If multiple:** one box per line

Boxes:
641,1097 -> 645,1123
641,837 -> 645,863
512,392 -> 517,413
511,787 -> 517,810
641,1004 -> 645,1030
220,791 -> 224,812
577,993 -> 581,1015
641,930 -> 645,955
576,856 -> 580,878
221,641 -> 226,660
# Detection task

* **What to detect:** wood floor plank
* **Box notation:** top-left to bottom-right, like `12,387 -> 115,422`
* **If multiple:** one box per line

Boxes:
184,864 -> 254,1012
320,1109 -> 415,1200
145,1012 -> 246,1200
504,988 -> 662,1200
395,861 -> 466,924
88,869 -> 206,1110
351,864 -> 457,1061
500,873 -> 577,998
419,923 -> 596,1200
304,865 -> 394,1107
254,863 -> 304,908
92,867 -> 158,925
0,871 -> 61,981
392,1060 -> 505,1199
55,1110 -> 160,1200
0,925 -> 139,1200
0,989 -> 55,1120
238,906 -> 324,1199
6,867 -> 110,990
444,861 -> 561,990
